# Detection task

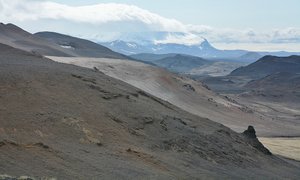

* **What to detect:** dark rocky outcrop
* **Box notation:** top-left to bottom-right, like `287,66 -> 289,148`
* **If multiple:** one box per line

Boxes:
183,84 -> 195,92
243,126 -> 272,155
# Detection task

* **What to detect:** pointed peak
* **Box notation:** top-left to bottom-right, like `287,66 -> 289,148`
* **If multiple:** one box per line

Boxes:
202,38 -> 209,43
198,38 -> 216,50
200,38 -> 209,45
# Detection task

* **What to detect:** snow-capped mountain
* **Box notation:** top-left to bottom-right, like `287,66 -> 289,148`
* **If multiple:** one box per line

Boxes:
101,39 -> 248,59
104,40 -> 145,55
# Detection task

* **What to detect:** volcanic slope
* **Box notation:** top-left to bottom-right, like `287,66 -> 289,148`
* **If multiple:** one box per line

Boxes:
0,23 -> 127,59
35,31 -> 129,59
1,43 -> 300,179
0,23 -> 71,56
48,56 -> 300,137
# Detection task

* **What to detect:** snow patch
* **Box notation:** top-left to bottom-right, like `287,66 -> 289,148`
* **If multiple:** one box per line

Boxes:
60,45 -> 74,49
126,43 -> 137,48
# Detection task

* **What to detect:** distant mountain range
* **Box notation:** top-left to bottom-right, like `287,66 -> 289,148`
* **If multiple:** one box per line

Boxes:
101,40 -> 300,62
131,53 -> 246,76
230,55 -> 300,79
130,53 -> 179,62
151,54 -> 212,73
201,55 -> 300,95
102,39 -> 248,59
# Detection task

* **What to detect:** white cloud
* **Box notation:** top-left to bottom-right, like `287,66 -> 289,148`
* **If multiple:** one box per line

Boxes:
154,33 -> 206,45
0,0 -> 187,32
0,0 -> 300,50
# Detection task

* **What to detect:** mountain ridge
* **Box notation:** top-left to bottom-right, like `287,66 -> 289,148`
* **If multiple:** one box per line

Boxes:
35,31 -> 129,59
152,54 -> 212,73
230,55 -> 300,79
101,40 -> 300,62
0,22 -> 130,59
101,39 -> 248,59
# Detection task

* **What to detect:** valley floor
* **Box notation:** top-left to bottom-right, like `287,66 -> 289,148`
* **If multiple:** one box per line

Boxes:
259,137 -> 300,161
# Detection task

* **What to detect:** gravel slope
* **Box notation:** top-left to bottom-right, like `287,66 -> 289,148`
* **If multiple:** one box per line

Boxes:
48,56 -> 300,137
1,44 -> 300,179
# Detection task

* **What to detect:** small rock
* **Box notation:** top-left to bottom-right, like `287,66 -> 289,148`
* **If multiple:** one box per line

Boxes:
183,84 -> 195,92
93,67 -> 99,71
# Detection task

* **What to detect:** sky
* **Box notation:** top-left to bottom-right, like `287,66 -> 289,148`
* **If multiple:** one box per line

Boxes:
1,0 -> 300,51
49,0 -> 300,29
